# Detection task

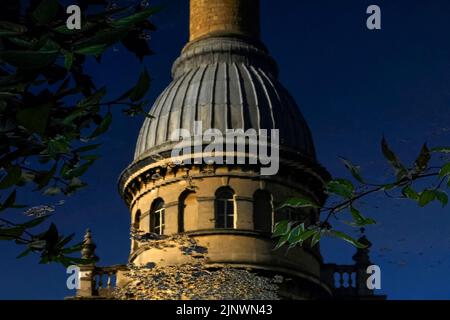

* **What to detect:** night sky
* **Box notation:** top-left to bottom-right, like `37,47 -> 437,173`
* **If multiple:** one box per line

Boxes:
1,0 -> 450,299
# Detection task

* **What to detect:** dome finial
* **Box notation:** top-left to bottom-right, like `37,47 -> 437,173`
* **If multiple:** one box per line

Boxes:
352,228 -> 372,265
81,229 -> 98,263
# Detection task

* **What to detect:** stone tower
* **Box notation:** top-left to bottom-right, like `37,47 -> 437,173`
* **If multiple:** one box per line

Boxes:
74,0 -> 386,301
117,0 -> 331,299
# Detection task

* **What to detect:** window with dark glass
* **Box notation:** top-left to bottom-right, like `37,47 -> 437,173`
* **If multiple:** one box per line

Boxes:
134,210 -> 141,231
215,188 -> 235,228
253,190 -> 273,232
150,199 -> 165,235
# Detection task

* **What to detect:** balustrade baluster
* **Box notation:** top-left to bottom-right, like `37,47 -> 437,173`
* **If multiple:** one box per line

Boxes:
349,272 -> 354,288
107,273 -> 112,288
339,272 -> 344,288
98,273 -> 103,288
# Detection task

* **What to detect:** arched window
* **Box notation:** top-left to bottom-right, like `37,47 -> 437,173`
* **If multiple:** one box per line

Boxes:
178,194 -> 185,233
178,190 -> 199,233
253,190 -> 273,233
132,210 -> 142,251
215,187 -> 235,229
134,210 -> 142,231
150,199 -> 165,235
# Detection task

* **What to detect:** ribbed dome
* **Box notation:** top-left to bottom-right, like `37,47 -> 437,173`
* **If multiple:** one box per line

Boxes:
134,36 -> 316,161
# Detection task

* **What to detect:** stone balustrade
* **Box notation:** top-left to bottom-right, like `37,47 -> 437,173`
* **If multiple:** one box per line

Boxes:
76,265 -> 128,299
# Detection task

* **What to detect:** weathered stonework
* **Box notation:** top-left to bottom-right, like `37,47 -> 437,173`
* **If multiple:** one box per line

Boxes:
115,0 -> 331,299
189,0 -> 260,42
73,0 -> 385,301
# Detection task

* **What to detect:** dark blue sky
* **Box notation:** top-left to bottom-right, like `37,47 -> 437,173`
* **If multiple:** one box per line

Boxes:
1,0 -> 450,299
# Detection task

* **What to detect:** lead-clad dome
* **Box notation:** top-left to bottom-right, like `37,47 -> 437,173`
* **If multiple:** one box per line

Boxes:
134,36 -> 316,161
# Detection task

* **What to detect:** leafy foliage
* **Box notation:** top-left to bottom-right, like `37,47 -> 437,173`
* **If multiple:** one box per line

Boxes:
274,137 -> 450,250
0,0 -> 158,264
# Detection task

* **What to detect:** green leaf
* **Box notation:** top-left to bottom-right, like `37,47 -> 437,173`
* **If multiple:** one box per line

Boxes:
67,162 -> 93,178
39,255 -> 50,264
402,185 -> 419,201
435,190 -> 448,207
62,109 -> 88,126
0,51 -> 58,69
60,164 -> 72,179
81,154 -> 100,161
310,231 -> 322,247
272,220 -> 292,238
122,101 -> 148,117
41,223 -> 59,247
73,144 -> 102,153
277,197 -> 318,210
439,163 -> 450,178
28,240 -> 47,250
0,31 -> 21,37
0,226 -> 24,240
54,21 -> 96,34
419,189 -> 436,207
34,164 -> 57,190
65,177 -> 87,194
0,167 -> 22,189
382,183 -> 396,191
64,52 -> 74,70
47,135 -> 70,158
340,158 -> 364,183
326,179 -> 354,198
414,144 -> 431,173
43,187 -> 62,196
129,68 -> 151,101
7,37 -> 33,48
16,248 -> 33,259
19,215 -> 49,229
74,28 -> 129,48
61,241 -> 83,254
112,7 -> 161,27
89,112 -> 112,138
17,103 -> 52,135
32,0 -> 59,24
381,137 -> 407,178
58,233 -> 75,248
0,21 -> 27,37
40,38 -> 60,51
329,230 -> 367,248
274,233 -> 289,250
74,44 -> 107,56
350,207 -> 376,226
0,21 -> 27,33
291,229 -> 317,245
287,223 -> 305,244
78,87 -> 107,107
431,147 -> 450,154
2,190 -> 17,208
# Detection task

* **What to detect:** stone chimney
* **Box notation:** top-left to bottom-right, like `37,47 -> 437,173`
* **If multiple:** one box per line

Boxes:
189,0 -> 260,42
